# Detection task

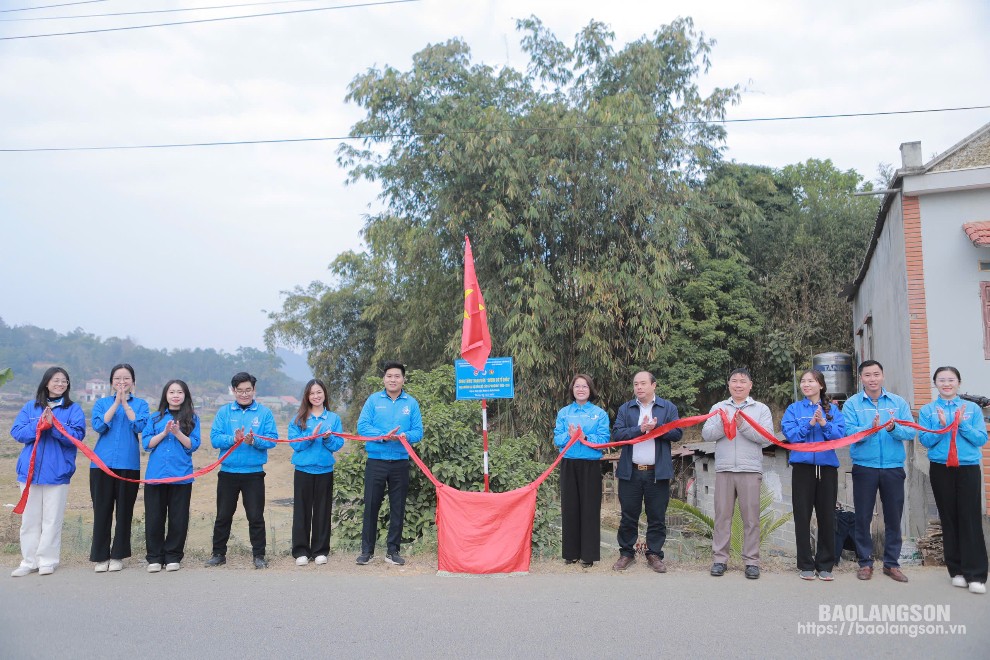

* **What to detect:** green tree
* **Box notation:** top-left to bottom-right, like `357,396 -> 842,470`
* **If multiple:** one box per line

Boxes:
270,16 -> 740,436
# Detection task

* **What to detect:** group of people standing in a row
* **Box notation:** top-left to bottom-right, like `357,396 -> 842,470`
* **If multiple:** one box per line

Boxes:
554,363 -> 987,594
9,361 -> 422,577
8,359 -> 988,592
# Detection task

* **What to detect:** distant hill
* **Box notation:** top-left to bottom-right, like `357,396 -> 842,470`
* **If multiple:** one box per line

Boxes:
276,348 -> 314,386
0,318 -> 304,397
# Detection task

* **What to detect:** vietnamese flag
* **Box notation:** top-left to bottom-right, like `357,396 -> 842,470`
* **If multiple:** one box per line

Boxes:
461,235 -> 492,371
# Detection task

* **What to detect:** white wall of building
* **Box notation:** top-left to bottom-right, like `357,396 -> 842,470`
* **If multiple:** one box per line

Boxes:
919,186 -> 990,398
851,197 -> 913,401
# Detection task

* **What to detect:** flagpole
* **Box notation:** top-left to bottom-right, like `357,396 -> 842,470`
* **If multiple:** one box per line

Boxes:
482,399 -> 489,492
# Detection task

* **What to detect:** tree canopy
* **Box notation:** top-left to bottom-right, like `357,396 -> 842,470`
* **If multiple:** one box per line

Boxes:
267,16 -> 877,437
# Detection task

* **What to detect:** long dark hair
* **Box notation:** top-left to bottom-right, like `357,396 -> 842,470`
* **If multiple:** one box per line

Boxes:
35,367 -> 73,408
800,369 -> 833,420
294,379 -> 330,429
155,379 -> 196,435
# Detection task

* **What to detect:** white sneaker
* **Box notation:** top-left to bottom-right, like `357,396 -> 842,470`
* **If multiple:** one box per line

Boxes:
38,566 -> 54,576
108,559 -> 124,572
95,561 -> 110,573
295,556 -> 309,566
969,582 -> 986,594
952,575 -> 968,588
165,563 -> 181,572
314,555 -> 328,565
11,566 -> 36,577
147,563 -> 162,573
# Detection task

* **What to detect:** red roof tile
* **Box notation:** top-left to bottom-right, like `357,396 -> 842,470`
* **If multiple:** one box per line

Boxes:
963,221 -> 990,247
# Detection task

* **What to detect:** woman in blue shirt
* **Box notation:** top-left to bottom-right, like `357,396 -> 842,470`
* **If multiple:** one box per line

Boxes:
781,370 -> 845,581
553,374 -> 610,567
918,366 -> 988,595
142,380 -> 201,573
10,367 -> 86,577
90,363 -> 150,573
289,379 -> 344,566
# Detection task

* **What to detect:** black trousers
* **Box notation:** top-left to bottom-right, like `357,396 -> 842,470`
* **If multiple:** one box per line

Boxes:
560,459 -> 602,562
617,468 -> 670,559
851,465 -> 905,568
89,468 -> 140,562
792,463 -> 837,572
930,462 -> 989,583
144,483 -> 192,564
212,471 -> 266,557
292,470 -> 334,559
361,459 -> 410,555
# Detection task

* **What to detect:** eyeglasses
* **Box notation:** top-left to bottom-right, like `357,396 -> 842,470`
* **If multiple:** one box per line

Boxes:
234,388 -> 254,395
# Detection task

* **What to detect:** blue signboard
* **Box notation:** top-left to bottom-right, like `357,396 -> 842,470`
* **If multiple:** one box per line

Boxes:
455,357 -> 514,400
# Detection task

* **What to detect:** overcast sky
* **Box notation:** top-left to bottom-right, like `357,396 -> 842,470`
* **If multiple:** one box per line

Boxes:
1,0 -> 988,354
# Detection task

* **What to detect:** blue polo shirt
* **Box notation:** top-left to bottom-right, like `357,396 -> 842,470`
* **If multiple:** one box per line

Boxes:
357,390 -> 423,460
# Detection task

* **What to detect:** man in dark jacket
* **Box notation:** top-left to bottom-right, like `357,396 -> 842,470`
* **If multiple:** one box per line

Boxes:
610,371 -> 682,572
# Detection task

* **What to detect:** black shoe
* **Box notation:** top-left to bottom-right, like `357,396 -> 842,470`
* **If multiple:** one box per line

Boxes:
745,565 -> 760,580
253,556 -> 268,569
205,555 -> 226,567
710,562 -> 727,577
385,553 -> 406,566
355,553 -> 373,565
580,561 -> 593,568
565,559 -> 578,565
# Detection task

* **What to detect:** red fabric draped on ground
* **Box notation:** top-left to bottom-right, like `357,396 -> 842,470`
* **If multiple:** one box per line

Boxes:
398,433 -> 578,573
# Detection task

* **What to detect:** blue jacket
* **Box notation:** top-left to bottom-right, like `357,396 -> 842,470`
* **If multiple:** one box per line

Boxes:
357,390 -> 423,460
781,398 -> 844,467
91,394 -> 150,470
210,401 -> 277,473
611,396 -> 682,481
918,397 -> 988,466
142,412 -> 202,484
11,401 -> 86,485
289,409 -> 345,474
553,401 -> 610,460
842,389 -> 916,468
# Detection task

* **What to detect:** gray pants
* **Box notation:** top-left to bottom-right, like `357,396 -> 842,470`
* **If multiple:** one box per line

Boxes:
713,471 -> 762,565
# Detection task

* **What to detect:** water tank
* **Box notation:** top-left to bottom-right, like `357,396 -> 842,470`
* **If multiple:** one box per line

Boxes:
812,352 -> 854,399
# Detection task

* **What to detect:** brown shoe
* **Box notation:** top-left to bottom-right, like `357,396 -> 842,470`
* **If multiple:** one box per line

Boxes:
612,555 -> 635,571
883,566 -> 908,583
646,554 -> 667,573
856,565 -> 873,580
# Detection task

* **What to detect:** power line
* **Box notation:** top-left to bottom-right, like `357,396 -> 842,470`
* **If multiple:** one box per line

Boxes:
1,0 -> 111,13
0,0 -> 419,40
3,105 -> 987,153
0,0 -> 324,22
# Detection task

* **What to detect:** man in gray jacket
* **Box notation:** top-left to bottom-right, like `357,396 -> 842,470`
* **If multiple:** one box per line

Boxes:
701,368 -> 774,579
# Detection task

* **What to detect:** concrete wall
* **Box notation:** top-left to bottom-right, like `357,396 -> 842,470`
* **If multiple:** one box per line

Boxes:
918,186 -> 990,397
851,196 -> 913,399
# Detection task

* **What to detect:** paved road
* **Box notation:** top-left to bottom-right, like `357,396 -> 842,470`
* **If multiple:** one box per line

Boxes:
2,562 -> 986,658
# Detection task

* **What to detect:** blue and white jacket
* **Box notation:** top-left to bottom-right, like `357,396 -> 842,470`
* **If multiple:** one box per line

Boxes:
11,401 -> 86,485
918,397 -> 988,466
357,390 -> 423,461
841,389 -> 915,468
91,394 -> 150,470
781,398 -> 845,468
210,401 -> 277,473
553,401 -> 610,460
289,410 -> 345,474
142,412 -> 202,484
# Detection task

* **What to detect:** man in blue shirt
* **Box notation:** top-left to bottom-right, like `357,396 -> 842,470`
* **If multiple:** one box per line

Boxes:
355,361 -> 424,567
841,360 -> 915,583
206,372 -> 278,569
